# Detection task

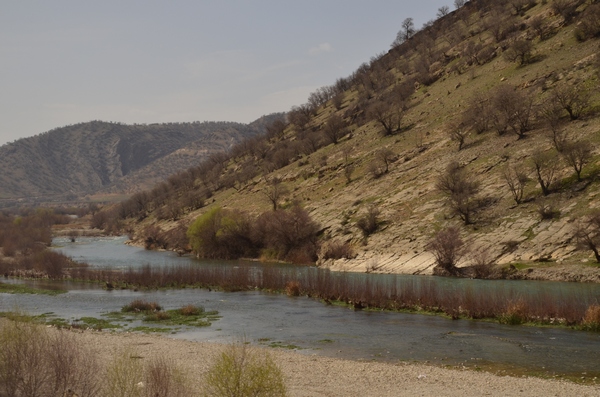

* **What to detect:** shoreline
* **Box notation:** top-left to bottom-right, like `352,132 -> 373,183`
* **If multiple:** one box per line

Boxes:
56,328 -> 600,396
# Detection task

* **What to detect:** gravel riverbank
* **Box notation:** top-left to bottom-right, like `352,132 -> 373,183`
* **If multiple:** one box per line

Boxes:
71,329 -> 599,397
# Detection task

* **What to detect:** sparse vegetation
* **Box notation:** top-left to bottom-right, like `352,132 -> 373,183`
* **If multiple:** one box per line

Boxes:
203,341 -> 287,397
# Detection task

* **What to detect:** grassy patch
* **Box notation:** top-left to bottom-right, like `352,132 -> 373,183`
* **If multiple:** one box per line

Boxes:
0,282 -> 67,296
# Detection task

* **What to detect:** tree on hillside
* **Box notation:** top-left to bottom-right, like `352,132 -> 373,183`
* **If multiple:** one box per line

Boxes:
322,114 -> 348,145
575,210 -> 600,263
263,177 -> 289,211
368,100 -> 405,137
448,123 -> 469,151
392,18 -> 415,47
454,0 -> 466,9
490,85 -> 533,139
427,226 -> 467,274
437,6 -> 450,19
562,140 -> 593,181
436,162 -> 481,225
531,149 -> 560,196
502,164 -> 528,204
552,83 -> 591,121
503,39 -> 534,65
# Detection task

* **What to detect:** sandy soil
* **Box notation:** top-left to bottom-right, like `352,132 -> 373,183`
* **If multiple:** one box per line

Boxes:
69,329 -> 598,397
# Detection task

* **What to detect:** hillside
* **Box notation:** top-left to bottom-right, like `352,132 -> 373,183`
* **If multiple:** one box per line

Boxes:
0,115 -> 281,204
107,0 -> 600,278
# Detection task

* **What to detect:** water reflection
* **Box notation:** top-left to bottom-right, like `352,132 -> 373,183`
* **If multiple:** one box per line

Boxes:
0,236 -> 598,378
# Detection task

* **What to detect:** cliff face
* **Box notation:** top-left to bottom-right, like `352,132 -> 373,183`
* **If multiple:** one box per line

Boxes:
0,118 -> 274,201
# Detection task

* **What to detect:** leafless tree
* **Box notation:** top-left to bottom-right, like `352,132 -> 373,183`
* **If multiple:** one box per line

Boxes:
448,123 -> 469,151
393,17 -> 416,46
531,149 -> 560,196
437,6 -> 450,18
462,92 -> 491,134
551,0 -> 579,24
502,164 -> 529,204
490,85 -> 534,138
263,177 -> 289,211
436,162 -> 481,224
529,15 -> 547,40
427,226 -> 467,274
454,0 -> 466,9
575,210 -> 600,263
375,148 -> 395,174
322,114 -> 348,145
503,39 -> 534,65
562,140 -> 593,181
368,100 -> 405,136
552,83 -> 591,121
356,204 -> 380,238
539,99 -> 568,152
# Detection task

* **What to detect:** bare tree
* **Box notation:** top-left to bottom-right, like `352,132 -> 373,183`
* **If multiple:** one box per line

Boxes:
448,123 -> 469,151
437,6 -> 450,19
263,177 -> 289,211
575,210 -> 600,263
375,148 -> 395,174
539,99 -> 568,152
427,226 -> 467,274
368,100 -> 405,136
531,149 -> 560,196
503,39 -> 534,65
454,0 -> 466,9
462,92 -> 491,134
552,83 -> 591,121
503,164 -> 529,204
436,162 -> 481,224
529,15 -> 547,40
322,114 -> 348,145
562,140 -> 593,181
490,85 -> 534,138
393,17 -> 416,46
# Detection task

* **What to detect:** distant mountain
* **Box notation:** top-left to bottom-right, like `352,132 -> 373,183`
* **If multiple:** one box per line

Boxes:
0,115 -> 282,202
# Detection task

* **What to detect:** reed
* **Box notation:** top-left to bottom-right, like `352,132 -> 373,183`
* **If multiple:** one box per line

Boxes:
66,265 -> 599,330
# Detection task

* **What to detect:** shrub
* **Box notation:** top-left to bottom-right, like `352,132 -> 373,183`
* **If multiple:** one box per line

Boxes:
499,299 -> 529,325
285,281 -> 301,297
0,320 -> 101,397
103,349 -> 145,397
122,300 -> 163,313
187,207 -> 254,260
321,240 -> 355,260
356,205 -> 380,238
254,205 -> 320,263
179,305 -> 204,316
203,341 -> 287,397
581,305 -> 600,332
427,227 -> 467,274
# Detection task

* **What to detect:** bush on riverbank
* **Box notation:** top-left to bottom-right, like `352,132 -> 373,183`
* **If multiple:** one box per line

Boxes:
186,205 -> 320,264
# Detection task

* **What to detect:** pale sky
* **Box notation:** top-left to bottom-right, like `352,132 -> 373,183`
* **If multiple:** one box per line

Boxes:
0,1 -> 452,146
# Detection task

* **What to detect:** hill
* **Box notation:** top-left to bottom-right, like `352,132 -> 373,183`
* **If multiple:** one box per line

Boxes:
100,0 -> 600,278
0,115 -> 281,204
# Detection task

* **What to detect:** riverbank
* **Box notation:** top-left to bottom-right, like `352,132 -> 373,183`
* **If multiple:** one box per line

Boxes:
60,329 -> 599,396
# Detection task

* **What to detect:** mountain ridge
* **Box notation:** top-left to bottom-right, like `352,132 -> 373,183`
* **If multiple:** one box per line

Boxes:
0,115 -> 282,203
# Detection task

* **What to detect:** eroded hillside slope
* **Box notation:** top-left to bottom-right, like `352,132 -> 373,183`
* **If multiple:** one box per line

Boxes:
117,0 -> 600,278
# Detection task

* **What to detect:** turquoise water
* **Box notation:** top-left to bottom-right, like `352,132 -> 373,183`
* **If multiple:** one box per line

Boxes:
0,236 -> 598,378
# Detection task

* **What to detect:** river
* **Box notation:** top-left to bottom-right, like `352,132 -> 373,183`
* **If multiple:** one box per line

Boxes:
1,236 -> 599,379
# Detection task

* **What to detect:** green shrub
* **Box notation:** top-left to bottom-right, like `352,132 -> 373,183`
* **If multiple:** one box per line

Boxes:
204,342 -> 287,397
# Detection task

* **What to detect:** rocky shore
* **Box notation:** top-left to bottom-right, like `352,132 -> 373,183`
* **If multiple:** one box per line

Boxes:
71,329 -> 598,397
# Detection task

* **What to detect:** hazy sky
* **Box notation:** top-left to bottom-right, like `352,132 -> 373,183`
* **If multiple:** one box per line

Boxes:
0,1 -> 452,145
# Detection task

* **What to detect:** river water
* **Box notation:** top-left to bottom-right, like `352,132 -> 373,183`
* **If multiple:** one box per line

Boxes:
1,236 -> 599,378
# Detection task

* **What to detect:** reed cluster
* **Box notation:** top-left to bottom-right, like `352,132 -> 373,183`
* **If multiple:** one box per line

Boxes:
71,264 -> 599,329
